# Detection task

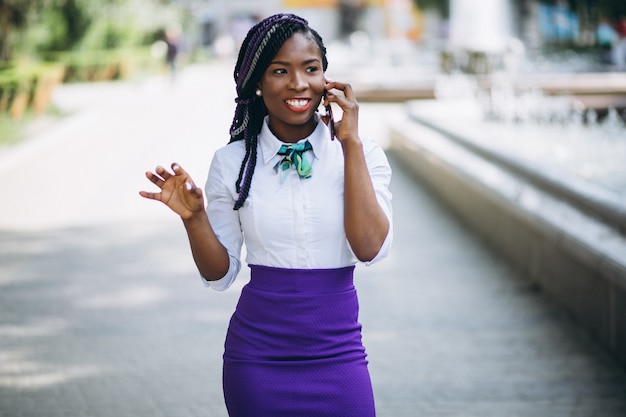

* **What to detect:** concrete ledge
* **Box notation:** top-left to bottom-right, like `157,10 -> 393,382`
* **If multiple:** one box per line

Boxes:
353,72 -> 626,114
388,112 -> 626,367
405,101 -> 626,234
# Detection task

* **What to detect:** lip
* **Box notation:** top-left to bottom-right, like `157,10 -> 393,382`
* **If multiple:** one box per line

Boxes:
284,98 -> 312,113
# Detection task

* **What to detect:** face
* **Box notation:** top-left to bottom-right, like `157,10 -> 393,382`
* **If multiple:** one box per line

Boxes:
258,32 -> 326,143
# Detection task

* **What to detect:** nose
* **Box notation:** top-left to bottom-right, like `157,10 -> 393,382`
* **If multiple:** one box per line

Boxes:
288,70 -> 308,91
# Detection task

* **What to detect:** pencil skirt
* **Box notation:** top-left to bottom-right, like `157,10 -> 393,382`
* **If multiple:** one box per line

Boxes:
222,264 -> 376,417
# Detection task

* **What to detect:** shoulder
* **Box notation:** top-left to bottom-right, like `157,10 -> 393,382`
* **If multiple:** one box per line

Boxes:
208,140 -> 247,182
215,140 -> 246,159
212,140 -> 246,167
361,136 -> 383,152
206,141 -> 248,196
361,137 -> 389,165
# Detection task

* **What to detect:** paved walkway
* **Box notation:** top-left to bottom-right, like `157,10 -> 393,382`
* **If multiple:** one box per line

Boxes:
1,62 -> 625,417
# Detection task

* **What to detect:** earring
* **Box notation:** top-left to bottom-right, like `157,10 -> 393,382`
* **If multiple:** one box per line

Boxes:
255,89 -> 262,97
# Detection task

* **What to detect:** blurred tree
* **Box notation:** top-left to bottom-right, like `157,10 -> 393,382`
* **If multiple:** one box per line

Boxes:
78,0 -> 183,50
0,0 -> 39,61
2,0 -> 184,61
414,0 -> 449,18
36,0 -> 91,52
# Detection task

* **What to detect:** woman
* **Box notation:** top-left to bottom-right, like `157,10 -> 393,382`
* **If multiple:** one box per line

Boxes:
140,13 -> 393,417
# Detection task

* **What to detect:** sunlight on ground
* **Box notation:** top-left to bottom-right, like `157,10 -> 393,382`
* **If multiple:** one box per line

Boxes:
0,351 -> 102,390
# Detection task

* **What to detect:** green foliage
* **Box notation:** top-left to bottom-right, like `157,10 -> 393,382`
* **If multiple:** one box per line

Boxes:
79,16 -> 152,51
0,0 -> 36,61
3,0 -> 183,62
62,0 -> 91,45
0,61 -> 64,119
47,47 -> 155,82
414,0 -> 449,17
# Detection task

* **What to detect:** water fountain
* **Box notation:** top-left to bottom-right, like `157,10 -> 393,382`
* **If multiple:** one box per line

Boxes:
442,0 -> 520,74
389,0 -> 626,373
416,0 -> 626,201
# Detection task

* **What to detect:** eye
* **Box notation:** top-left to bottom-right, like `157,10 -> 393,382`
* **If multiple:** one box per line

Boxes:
272,68 -> 287,75
306,66 -> 320,73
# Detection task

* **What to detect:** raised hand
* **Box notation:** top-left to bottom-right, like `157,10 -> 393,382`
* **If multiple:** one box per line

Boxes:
323,80 -> 359,144
324,80 -> 389,262
139,163 -> 204,219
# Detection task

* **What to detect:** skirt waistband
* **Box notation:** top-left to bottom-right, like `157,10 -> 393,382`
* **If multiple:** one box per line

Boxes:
248,264 -> 355,294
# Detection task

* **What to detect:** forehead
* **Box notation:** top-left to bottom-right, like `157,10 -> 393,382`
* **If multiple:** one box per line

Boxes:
271,32 -> 321,62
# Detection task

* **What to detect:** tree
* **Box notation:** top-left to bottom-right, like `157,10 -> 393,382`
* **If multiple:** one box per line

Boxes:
0,0 -> 41,61
413,0 -> 449,18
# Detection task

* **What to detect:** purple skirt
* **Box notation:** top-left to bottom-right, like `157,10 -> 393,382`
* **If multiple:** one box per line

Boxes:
222,265 -> 376,417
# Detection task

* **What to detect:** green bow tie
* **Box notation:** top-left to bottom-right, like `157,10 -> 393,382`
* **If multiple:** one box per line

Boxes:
273,141 -> 313,178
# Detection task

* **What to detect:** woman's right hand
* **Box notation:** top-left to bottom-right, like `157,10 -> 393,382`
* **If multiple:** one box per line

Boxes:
139,163 -> 204,219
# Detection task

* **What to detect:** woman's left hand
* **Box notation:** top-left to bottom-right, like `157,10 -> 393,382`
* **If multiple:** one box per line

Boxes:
323,80 -> 360,144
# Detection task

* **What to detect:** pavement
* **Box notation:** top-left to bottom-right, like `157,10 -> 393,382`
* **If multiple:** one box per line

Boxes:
1,60 -> 626,417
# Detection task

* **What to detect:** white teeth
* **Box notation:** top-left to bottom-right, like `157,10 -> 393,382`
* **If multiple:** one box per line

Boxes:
286,99 -> 308,108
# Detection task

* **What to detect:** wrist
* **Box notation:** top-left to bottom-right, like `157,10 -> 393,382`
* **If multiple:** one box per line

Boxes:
181,208 -> 206,223
340,136 -> 363,151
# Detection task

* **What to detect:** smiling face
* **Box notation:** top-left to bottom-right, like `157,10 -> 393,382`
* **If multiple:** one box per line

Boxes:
258,31 -> 326,143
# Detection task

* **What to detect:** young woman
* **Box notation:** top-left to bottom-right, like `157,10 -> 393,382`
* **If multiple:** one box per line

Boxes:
140,13 -> 393,417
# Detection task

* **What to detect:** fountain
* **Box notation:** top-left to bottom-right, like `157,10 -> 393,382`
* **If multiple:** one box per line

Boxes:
448,0 -> 514,53
423,0 -> 626,201
389,0 -> 626,367
443,0 -> 520,74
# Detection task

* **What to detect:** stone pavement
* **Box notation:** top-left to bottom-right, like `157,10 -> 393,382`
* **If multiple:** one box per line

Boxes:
1,61 -> 626,417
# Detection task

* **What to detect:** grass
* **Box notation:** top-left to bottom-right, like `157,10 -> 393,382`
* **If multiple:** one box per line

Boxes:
0,105 -> 66,151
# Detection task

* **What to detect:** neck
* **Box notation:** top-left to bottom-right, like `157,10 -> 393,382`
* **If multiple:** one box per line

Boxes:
267,117 -> 317,144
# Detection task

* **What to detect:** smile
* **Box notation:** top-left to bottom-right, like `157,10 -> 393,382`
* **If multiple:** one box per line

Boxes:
285,99 -> 311,112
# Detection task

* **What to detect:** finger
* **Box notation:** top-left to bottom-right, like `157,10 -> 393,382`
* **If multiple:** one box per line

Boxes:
139,190 -> 162,201
185,179 -> 204,197
325,81 -> 352,98
145,171 -> 165,188
324,88 -> 345,104
174,163 -> 199,191
193,186 -> 203,199
171,162 -> 187,176
325,86 -> 354,112
186,181 -> 203,199
339,82 -> 355,101
326,92 -> 354,116
155,165 -> 173,181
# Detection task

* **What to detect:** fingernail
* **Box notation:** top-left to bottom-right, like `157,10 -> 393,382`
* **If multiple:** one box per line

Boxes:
185,182 -> 192,191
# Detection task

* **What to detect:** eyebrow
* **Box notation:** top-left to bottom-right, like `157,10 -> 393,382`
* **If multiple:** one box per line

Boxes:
269,58 -> 321,66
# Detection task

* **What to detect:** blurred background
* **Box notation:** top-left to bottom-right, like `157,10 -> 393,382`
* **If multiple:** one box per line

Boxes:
2,0 -> 626,130
1,1 -> 626,416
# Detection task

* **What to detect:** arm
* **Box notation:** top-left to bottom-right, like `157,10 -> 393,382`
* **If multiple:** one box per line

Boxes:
140,163 -> 230,281
325,81 -> 390,262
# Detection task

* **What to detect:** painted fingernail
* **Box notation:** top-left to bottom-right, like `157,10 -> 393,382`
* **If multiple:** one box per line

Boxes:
185,182 -> 192,191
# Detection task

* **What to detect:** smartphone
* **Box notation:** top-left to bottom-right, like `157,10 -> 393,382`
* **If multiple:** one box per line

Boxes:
322,91 -> 335,141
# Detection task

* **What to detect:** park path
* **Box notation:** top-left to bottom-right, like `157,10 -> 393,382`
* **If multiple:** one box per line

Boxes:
0,61 -> 625,417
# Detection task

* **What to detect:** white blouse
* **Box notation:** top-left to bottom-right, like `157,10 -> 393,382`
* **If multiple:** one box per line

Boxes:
203,115 -> 393,291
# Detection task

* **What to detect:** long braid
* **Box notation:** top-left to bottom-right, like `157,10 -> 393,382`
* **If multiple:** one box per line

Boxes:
228,13 -> 328,210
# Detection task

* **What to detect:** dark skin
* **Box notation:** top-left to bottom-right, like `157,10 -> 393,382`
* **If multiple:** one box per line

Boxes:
140,32 -> 389,281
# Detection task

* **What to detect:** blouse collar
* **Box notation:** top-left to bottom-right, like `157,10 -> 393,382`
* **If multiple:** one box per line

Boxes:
259,114 -> 330,165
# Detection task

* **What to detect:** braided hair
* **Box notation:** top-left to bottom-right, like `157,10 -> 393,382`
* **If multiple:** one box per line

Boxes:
229,13 -> 328,210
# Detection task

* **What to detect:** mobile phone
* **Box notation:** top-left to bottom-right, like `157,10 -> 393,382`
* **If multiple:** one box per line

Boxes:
322,91 -> 335,141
